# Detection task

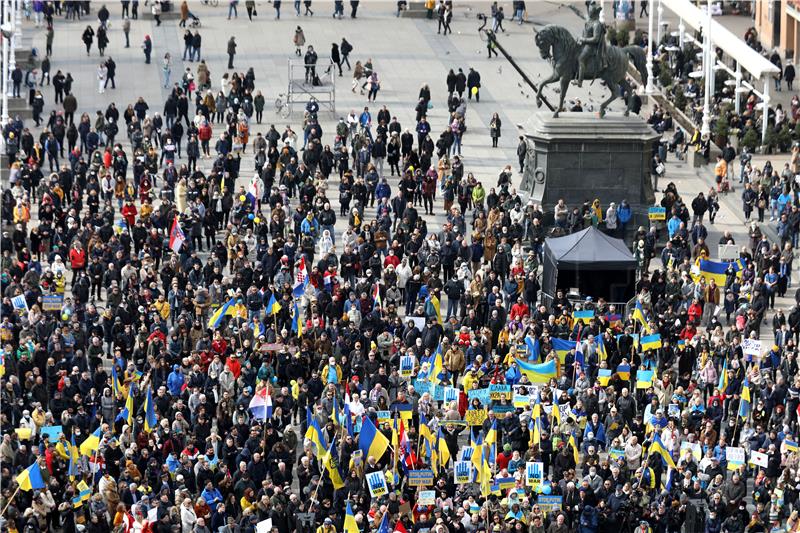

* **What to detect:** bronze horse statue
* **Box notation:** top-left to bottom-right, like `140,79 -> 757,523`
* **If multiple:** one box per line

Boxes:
533,24 -> 648,118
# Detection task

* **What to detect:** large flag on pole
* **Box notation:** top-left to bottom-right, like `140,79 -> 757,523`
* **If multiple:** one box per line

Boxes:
169,216 -> 186,254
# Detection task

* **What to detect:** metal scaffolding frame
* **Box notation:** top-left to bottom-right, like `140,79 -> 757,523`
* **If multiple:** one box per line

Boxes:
285,58 -> 336,117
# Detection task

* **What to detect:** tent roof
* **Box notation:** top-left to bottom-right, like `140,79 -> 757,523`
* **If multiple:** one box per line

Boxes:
545,226 -> 635,269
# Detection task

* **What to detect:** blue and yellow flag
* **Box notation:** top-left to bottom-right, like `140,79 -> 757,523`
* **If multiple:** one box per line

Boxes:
640,334 -> 662,351
208,297 -> 237,329
738,378 -> 751,420
632,301 -> 648,329
72,480 -> 91,508
16,461 -> 46,491
572,310 -> 595,324
144,385 -> 158,432
116,386 -> 134,426
718,359 -> 729,392
79,427 -> 102,457
649,433 -> 676,469
358,414 -> 389,461
322,438 -> 345,489
111,364 -> 121,397
597,368 -> 613,386
616,363 -> 631,381
267,294 -> 281,316
514,358 -> 558,384
291,302 -> 303,337
344,501 -> 360,533
551,338 -> 576,363
596,335 -> 607,361
305,407 -> 328,454
636,370 -> 655,389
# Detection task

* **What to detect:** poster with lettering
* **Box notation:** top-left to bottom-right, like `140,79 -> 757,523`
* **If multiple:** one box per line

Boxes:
367,471 -> 388,497
525,462 -> 543,487
454,461 -> 472,484
466,409 -> 488,426
400,356 -> 415,378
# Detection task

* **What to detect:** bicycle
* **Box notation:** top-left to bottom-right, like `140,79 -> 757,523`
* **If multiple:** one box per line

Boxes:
275,93 -> 291,118
201,0 -> 219,6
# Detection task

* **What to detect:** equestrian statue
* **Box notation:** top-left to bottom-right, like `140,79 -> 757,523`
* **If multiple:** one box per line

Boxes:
533,1 -> 648,118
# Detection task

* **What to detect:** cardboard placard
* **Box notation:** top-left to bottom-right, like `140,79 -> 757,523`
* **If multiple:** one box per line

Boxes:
367,471 -> 388,497
41,294 -> 64,311
726,446 -> 745,471
742,339 -> 762,358
407,469 -> 434,487
525,462 -> 544,487
400,356 -> 415,378
465,409 -> 487,426
417,490 -> 436,505
489,384 -> 512,400
648,207 -> 666,220
537,495 -> 563,513
454,461 -> 472,484
750,450 -> 768,468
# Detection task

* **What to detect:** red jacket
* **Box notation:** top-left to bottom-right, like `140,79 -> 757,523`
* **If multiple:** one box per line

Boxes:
198,123 -> 212,141
69,247 -> 86,269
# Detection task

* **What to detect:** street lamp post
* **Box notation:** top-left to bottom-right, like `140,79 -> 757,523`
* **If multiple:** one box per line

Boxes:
7,0 -> 15,74
1,19 -> 10,124
656,0 -> 664,47
700,2 -> 712,136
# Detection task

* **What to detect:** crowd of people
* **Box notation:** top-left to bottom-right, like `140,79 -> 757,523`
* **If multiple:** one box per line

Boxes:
3,2 -> 800,533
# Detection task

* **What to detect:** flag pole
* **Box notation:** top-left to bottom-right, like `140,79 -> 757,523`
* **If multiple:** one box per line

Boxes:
0,486 -> 21,517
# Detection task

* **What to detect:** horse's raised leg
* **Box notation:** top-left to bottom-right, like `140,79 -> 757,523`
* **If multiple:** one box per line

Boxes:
536,71 -> 559,111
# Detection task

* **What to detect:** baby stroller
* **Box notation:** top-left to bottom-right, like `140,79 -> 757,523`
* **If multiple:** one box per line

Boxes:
188,13 -> 201,27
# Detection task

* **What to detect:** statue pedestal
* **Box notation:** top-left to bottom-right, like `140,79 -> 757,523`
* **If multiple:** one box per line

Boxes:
518,112 -> 659,231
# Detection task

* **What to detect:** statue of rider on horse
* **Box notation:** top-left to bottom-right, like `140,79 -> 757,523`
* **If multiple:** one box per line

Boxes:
533,1 -> 648,118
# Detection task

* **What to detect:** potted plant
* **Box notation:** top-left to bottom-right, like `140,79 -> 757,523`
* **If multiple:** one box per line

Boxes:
658,65 -> 673,89
741,128 -> 759,152
713,119 -> 729,148
763,128 -> 778,154
778,124 -> 792,152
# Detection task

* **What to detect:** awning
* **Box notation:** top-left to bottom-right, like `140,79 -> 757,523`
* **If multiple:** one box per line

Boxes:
661,0 -> 781,80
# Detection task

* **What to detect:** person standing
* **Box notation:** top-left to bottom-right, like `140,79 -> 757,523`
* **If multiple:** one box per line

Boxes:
466,67 -> 480,102
63,92 -> 77,125
97,25 -> 109,56
340,38 -> 353,70
489,113 -> 501,148
163,53 -> 172,88
274,0 -> 282,19
104,57 -> 116,89
46,25 -> 54,56
227,36 -> 237,69
785,63 -> 796,91
97,62 -> 107,94
293,26 -> 305,57
304,45 -> 318,84
254,91 -> 265,123
350,0 -> 359,18
228,0 -> 239,19
142,35 -> 152,64
455,68 -> 466,98
81,25 -> 94,55
122,17 -> 131,48
639,0 -> 648,17
192,31 -> 202,61
330,43 -> 342,77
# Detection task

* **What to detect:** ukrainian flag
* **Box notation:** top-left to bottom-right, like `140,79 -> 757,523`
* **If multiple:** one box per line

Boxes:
79,427 -> 102,457
636,370 -> 655,389
632,301 -> 648,329
16,461 -> 46,491
738,378 -> 751,420
144,386 -> 158,432
515,358 -> 558,384
616,363 -> 631,381
649,433 -> 676,469
68,433 -> 79,480
695,258 -> 741,285
430,294 -> 442,324
786,439 -> 799,452
267,294 -> 281,316
358,414 -> 389,461
485,420 -> 497,446
111,364 -> 121,397
116,387 -> 134,426
344,501 -> 360,533
72,480 -> 91,508
524,336 -> 541,362
305,407 -> 328,454
640,334 -> 662,351
572,310 -> 595,324
597,369 -> 613,386
291,302 -> 303,337
596,336 -> 607,361
551,338 -> 576,363
208,297 -> 237,329
322,438 -> 345,490
718,359 -> 729,392
568,435 -> 580,464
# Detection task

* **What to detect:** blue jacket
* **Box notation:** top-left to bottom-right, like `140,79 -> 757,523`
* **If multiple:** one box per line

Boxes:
167,365 -> 184,396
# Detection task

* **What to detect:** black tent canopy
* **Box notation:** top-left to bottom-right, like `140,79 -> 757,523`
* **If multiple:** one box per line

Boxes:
542,226 -> 637,303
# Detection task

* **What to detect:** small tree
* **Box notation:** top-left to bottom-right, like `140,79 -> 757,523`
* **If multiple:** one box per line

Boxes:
714,119 -> 730,147
778,124 -> 792,151
741,128 -> 759,152
658,64 -> 673,89
617,28 -> 630,46
673,85 -> 687,112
